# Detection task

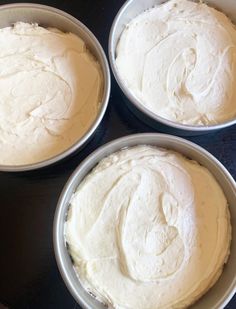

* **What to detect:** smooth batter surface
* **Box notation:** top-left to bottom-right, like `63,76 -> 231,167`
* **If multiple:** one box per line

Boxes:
116,0 -> 236,125
0,22 -> 103,165
65,146 -> 231,309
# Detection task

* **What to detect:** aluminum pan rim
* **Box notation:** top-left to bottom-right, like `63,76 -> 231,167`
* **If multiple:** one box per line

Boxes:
0,3 -> 111,172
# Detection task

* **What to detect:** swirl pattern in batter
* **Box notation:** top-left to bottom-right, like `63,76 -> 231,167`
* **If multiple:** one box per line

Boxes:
116,0 -> 236,125
65,145 -> 231,309
0,22 -> 102,165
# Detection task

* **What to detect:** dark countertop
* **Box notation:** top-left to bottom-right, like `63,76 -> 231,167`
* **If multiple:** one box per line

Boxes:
0,0 -> 235,308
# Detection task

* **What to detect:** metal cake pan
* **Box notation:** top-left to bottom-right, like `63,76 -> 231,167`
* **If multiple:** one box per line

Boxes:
53,133 -> 236,309
0,3 -> 110,172
108,0 -> 236,136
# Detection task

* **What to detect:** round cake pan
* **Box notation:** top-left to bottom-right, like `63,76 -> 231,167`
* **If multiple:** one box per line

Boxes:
0,3 -> 110,172
109,0 -> 236,136
53,133 -> 236,309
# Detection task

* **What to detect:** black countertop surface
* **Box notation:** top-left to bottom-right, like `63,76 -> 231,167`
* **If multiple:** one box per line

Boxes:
0,0 -> 235,308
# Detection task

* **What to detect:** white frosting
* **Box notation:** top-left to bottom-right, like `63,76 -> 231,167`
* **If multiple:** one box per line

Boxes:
116,0 -> 236,125
0,22 -> 102,165
65,145 -> 231,309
